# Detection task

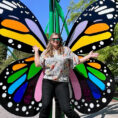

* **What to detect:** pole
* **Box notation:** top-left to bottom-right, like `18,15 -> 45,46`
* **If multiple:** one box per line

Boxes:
49,0 -> 54,37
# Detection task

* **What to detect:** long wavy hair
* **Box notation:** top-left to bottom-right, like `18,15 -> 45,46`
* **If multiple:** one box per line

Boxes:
44,33 -> 64,57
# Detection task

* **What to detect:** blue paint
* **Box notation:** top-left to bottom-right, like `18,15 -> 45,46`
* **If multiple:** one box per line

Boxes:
88,72 -> 105,91
8,74 -> 27,95
87,80 -> 101,99
13,82 -> 28,103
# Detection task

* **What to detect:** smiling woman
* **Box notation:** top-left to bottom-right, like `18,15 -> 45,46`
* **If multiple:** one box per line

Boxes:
33,32 -> 99,118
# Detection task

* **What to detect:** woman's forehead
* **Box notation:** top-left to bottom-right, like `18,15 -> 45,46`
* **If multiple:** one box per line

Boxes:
52,35 -> 59,37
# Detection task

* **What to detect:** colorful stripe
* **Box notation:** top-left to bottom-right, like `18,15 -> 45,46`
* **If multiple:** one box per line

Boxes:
85,23 -> 109,34
12,63 -> 27,71
27,63 -> 42,80
87,67 -> 106,80
0,28 -> 45,51
75,64 -> 88,78
7,68 -> 28,83
8,74 -> 27,94
69,69 -> 82,100
13,82 -> 28,103
87,62 -> 101,69
88,72 -> 105,91
25,57 -> 34,62
34,70 -> 44,102
87,80 -> 101,99
71,32 -> 112,51
1,19 -> 29,32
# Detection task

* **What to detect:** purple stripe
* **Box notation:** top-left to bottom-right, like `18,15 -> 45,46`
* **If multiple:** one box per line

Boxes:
68,20 -> 88,47
69,69 -> 81,100
25,18 -> 46,46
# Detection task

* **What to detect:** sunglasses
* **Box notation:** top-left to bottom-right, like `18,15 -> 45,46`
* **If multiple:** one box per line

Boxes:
51,38 -> 60,41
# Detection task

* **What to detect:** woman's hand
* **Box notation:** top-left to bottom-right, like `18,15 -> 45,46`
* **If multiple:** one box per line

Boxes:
79,51 -> 99,64
32,46 -> 39,52
33,46 -> 40,67
88,51 -> 99,58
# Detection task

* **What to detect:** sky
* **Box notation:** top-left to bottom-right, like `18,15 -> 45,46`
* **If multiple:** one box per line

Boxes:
20,0 -> 79,41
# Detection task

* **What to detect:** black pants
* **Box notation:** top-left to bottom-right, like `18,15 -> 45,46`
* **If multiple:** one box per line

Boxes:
39,79 -> 80,118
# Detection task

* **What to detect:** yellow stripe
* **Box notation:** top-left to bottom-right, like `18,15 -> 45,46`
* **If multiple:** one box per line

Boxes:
71,32 -> 112,51
0,28 -> 44,51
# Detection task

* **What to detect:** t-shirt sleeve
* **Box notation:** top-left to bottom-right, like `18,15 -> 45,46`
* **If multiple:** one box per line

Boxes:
39,50 -> 46,68
66,47 -> 80,69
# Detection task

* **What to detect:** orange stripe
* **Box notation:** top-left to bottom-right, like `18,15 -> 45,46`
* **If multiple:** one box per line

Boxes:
1,19 -> 29,32
87,62 -> 101,69
25,57 -> 34,62
85,23 -> 109,34
78,56 -> 83,59
12,64 -> 27,71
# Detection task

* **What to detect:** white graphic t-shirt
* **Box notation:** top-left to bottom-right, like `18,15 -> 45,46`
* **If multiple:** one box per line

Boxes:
39,46 -> 80,82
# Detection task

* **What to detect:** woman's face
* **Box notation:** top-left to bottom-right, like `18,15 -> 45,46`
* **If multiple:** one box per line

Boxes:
50,35 -> 60,48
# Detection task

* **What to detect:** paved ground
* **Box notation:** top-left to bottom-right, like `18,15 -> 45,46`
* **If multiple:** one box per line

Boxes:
79,101 -> 118,118
0,101 -> 118,118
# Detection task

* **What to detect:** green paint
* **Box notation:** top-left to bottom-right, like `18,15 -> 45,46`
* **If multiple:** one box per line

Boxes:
45,21 -> 49,34
87,67 -> 106,80
75,64 -> 88,78
49,0 -> 54,37
7,68 -> 28,83
27,63 -> 42,80
55,7 -> 60,33
55,1 -> 69,35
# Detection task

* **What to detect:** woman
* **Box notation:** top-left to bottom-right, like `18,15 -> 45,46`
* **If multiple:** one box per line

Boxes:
33,33 -> 99,118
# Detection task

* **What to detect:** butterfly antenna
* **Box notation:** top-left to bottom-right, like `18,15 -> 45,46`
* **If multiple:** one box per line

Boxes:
60,9 -> 70,35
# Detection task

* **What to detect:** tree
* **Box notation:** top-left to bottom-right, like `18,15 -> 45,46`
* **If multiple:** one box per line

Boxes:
0,43 -> 7,73
67,0 -> 96,24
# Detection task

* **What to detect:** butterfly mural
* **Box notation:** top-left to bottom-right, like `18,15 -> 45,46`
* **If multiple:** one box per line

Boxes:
0,0 -> 117,117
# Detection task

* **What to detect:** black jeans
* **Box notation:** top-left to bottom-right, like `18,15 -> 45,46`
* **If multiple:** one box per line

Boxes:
39,79 -> 80,118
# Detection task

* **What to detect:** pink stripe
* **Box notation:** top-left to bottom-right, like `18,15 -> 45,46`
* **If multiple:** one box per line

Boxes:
34,70 -> 44,102
69,69 -> 82,100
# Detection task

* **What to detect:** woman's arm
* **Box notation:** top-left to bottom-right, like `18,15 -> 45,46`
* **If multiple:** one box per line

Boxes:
79,51 -> 99,64
33,46 -> 41,67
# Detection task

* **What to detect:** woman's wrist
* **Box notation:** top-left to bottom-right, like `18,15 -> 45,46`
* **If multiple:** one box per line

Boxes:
87,54 -> 91,59
34,50 -> 39,53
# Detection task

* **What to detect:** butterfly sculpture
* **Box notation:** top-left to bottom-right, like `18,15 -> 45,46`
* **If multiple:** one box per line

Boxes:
0,0 -> 117,116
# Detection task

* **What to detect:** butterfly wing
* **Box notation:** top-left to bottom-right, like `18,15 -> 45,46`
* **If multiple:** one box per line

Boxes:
65,0 -> 118,54
0,0 -> 47,53
0,56 -> 44,116
69,57 -> 115,114
65,0 -> 117,113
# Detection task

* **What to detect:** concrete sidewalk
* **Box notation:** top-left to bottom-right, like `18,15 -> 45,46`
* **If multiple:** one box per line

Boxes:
0,101 -> 118,118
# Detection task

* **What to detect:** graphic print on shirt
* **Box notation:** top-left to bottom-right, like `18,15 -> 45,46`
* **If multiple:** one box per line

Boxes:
44,54 -> 72,81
